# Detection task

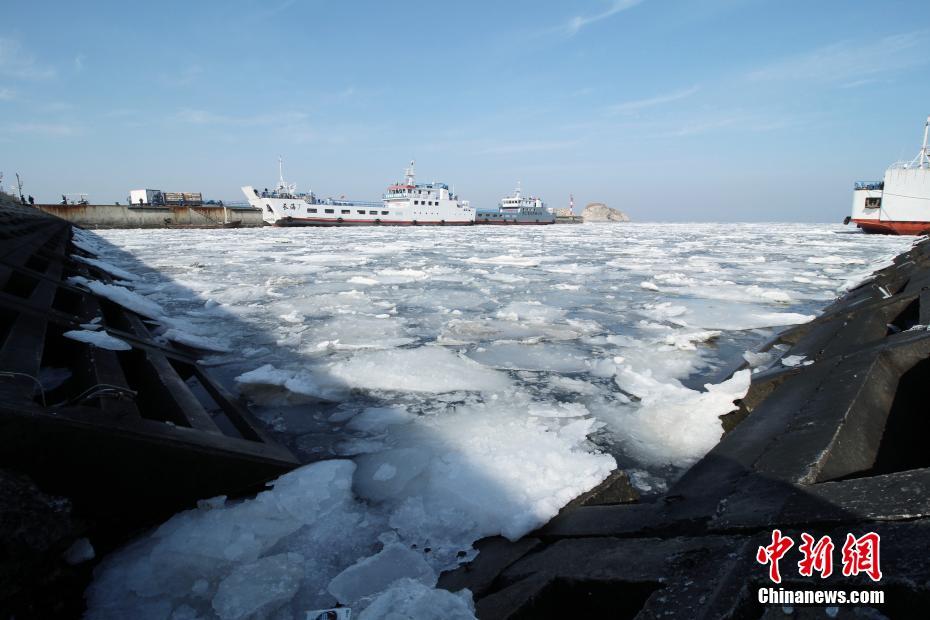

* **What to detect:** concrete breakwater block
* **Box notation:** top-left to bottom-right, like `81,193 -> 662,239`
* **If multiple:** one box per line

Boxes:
441,237 -> 930,618
0,199 -> 298,616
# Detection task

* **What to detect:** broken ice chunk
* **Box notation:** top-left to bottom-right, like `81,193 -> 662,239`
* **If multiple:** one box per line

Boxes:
211,552 -> 304,620
327,543 -> 435,606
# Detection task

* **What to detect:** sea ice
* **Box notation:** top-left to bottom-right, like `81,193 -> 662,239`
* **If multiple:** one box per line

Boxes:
357,578 -> 475,620
327,347 -> 511,393
211,552 -> 304,620
80,223 -> 913,619
67,275 -> 164,318
327,543 -> 435,605
63,329 -> 132,351
73,254 -> 139,281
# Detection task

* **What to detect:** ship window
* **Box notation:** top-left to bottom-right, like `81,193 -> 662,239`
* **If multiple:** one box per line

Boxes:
325,208 -> 334,214
341,209 -> 350,214
369,210 -> 378,215
381,211 -> 389,215
357,210 -> 365,214
865,197 -> 882,208
414,200 -> 419,205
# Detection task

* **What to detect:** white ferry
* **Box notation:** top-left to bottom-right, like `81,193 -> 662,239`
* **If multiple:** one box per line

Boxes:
846,116 -> 930,235
476,183 -> 555,225
242,160 -> 475,226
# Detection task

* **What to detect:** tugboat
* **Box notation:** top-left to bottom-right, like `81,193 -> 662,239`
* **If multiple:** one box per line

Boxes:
242,159 -> 475,226
847,116 -> 930,235
476,183 -> 555,225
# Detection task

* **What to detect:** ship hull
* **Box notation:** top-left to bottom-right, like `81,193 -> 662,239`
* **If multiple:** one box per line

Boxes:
474,218 -> 555,225
852,219 -> 930,235
272,217 -> 474,227
242,185 -> 475,226
474,209 -> 556,225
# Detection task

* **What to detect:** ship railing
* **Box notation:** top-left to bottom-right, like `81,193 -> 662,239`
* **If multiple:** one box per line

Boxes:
318,198 -> 382,208
854,181 -> 883,191
888,160 -> 930,170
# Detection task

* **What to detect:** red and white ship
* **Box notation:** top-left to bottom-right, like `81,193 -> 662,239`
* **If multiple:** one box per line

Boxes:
243,159 -> 475,226
847,116 -> 930,235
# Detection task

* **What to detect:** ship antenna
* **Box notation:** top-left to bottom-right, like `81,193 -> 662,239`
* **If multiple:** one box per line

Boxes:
405,160 -> 416,185
516,180 -> 521,198
278,155 -> 285,185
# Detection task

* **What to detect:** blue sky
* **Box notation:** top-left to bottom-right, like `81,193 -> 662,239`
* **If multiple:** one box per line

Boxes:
1,0 -> 928,221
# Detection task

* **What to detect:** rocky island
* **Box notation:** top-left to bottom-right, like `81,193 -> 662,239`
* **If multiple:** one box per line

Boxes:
582,202 -> 630,222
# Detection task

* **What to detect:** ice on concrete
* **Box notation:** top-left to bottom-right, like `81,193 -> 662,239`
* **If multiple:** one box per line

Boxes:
743,349 -> 775,369
63,329 -> 132,351
73,254 -> 139,281
607,368 -> 752,467
86,460 -> 367,619
160,328 -> 231,352
67,275 -> 164,318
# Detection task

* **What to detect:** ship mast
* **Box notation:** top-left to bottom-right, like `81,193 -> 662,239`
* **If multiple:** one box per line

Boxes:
404,160 -> 416,186
276,156 -> 297,196
920,116 -> 930,169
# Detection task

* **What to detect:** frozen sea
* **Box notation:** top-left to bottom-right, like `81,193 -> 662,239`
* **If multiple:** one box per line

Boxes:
76,223 -> 912,619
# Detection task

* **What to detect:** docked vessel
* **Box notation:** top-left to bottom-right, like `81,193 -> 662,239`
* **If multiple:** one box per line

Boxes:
476,183 -> 555,225
242,160 -> 475,226
847,116 -> 930,235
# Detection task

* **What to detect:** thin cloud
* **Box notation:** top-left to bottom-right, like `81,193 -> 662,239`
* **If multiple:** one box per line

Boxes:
160,64 -> 204,87
563,0 -> 644,36
4,122 -> 81,136
174,108 -> 308,126
606,85 -> 700,115
662,113 -> 797,138
748,31 -> 929,83
74,54 -> 86,72
0,37 -> 55,79
481,139 -> 579,154
0,88 -> 14,101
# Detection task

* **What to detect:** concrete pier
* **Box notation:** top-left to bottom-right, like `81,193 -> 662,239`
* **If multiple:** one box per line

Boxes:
32,203 -> 263,229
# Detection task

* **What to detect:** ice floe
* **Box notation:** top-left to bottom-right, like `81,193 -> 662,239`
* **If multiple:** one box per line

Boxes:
80,223 -> 913,618
62,329 -> 132,351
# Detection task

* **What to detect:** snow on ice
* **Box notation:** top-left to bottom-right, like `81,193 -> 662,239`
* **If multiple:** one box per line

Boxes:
62,329 -> 132,351
79,224 -> 912,618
